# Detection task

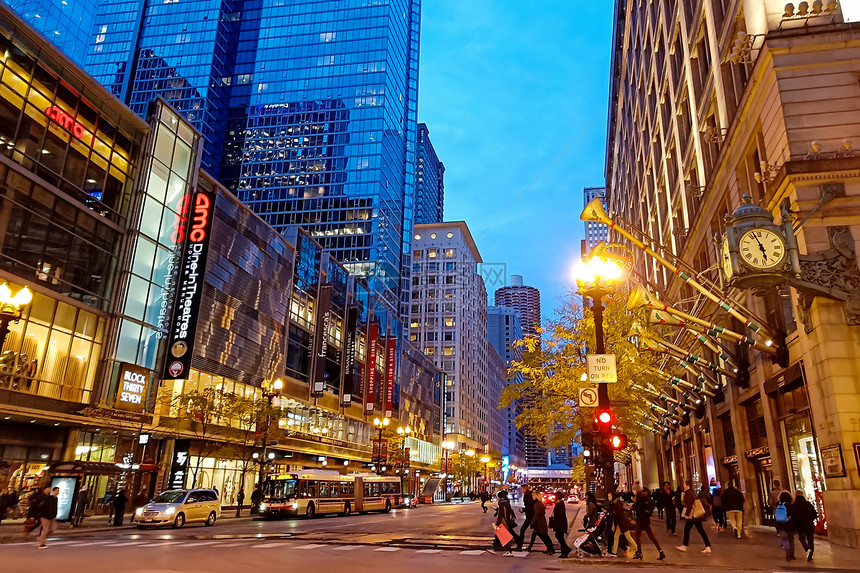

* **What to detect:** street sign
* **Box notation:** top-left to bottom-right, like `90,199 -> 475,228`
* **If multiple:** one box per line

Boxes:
578,387 -> 599,407
587,354 -> 617,383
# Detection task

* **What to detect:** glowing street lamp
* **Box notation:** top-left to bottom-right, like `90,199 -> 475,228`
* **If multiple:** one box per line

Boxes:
257,377 -> 285,490
0,283 -> 32,347
372,417 -> 390,469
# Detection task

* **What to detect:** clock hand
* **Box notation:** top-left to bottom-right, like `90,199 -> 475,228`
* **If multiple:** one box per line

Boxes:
753,234 -> 768,261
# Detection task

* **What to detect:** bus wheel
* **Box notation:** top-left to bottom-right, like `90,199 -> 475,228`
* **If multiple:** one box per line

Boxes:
383,500 -> 391,513
342,502 -> 351,517
306,502 -> 316,519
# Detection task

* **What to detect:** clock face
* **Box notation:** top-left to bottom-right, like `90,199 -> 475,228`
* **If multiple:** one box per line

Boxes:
738,228 -> 785,270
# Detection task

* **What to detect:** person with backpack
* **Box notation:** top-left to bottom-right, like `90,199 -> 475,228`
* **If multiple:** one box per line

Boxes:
632,488 -> 665,560
676,480 -> 712,553
773,491 -> 796,561
792,490 -> 817,561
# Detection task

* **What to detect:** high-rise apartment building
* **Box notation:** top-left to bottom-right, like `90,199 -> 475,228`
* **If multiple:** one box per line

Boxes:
494,275 -> 545,467
9,0 -> 422,317
415,123 -> 444,225
487,306 -> 526,467
605,0 -> 860,546
410,222 -> 489,449
583,186 -> 607,252
495,275 -> 541,339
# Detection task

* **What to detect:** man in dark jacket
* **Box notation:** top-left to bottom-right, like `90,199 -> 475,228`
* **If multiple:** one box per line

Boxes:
0,488 -> 17,523
633,489 -> 665,560
660,482 -> 676,534
112,489 -> 128,527
480,489 -> 490,513
550,491 -> 570,558
72,486 -> 89,527
722,482 -> 745,539
792,490 -> 817,561
530,497 -> 555,554
517,486 -> 534,551
37,486 -> 59,548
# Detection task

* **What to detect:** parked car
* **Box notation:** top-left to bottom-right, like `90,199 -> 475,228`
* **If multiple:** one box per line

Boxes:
134,489 -> 220,528
541,492 -> 558,506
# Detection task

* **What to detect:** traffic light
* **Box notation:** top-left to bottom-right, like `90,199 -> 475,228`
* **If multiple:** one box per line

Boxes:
609,433 -> 628,450
596,408 -> 613,433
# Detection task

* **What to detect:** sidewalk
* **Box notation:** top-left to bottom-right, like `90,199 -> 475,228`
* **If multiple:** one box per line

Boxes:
0,512 -> 256,542
566,506 -> 860,571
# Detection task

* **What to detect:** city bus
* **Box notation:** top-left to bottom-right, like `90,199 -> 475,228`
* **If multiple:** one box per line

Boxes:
260,470 -> 401,519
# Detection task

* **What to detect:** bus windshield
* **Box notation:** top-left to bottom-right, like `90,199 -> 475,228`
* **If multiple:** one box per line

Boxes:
264,479 -> 297,499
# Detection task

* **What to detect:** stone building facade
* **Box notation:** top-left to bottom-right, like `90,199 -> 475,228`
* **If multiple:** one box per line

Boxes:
605,0 -> 860,546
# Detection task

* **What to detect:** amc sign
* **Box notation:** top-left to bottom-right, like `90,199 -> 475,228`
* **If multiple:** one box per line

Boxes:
115,363 -> 151,412
45,105 -> 89,142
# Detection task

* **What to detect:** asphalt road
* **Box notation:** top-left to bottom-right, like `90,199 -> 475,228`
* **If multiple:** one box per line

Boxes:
0,502 -> 852,573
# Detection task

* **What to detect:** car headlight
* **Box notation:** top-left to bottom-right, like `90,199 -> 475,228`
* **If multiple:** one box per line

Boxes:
135,507 -> 144,516
291,502 -> 298,510
164,507 -> 176,515
259,503 -> 267,511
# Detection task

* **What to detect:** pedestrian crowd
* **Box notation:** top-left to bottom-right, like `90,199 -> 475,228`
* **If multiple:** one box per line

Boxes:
491,478 -> 820,564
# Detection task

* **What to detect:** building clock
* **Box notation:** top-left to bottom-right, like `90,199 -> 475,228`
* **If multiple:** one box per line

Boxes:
737,228 -> 786,270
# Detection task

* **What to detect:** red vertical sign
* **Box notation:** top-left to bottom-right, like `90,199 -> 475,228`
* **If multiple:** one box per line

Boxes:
365,324 -> 379,412
385,337 -> 396,417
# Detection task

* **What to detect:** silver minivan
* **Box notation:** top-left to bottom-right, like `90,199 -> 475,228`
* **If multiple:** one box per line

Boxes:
134,489 -> 220,528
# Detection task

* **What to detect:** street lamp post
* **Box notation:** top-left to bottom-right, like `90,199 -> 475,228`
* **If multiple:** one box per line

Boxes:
396,425 -> 411,494
479,455 -> 490,493
574,256 -> 623,497
441,440 -> 454,501
465,449 -> 475,492
257,377 -> 284,491
372,417 -> 390,470
0,283 -> 32,347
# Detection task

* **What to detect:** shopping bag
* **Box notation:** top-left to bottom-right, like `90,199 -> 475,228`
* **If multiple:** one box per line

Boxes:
494,522 -> 514,547
692,499 -> 706,519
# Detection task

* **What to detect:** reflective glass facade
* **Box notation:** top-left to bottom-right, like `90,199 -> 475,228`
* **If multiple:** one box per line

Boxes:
4,0 -> 98,65
414,123 -> 443,225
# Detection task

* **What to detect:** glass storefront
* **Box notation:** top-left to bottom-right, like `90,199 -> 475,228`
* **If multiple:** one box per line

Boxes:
0,281 -> 104,402
185,455 -> 256,506
0,31 -> 141,225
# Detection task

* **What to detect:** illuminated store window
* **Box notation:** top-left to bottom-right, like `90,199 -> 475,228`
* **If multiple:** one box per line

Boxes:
0,285 -> 104,403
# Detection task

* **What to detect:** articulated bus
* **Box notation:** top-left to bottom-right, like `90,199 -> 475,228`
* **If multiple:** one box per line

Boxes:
260,470 -> 401,519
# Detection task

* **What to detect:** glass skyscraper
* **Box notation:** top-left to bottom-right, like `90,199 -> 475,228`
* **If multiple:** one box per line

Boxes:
4,0 -> 99,63
9,0 -> 421,318
415,122 -> 443,225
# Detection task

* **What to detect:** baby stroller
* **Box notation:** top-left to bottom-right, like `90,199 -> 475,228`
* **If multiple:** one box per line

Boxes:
573,510 -> 606,558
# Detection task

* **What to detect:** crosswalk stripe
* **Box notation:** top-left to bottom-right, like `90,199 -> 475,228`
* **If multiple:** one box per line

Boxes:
512,552 -> 529,558
459,550 -> 486,555
216,542 -> 250,547
102,541 -> 147,546
375,547 -> 400,552
415,549 -> 442,554
148,541 -> 183,546
295,543 -> 326,549
193,541 -> 219,546
253,543 -> 287,548
332,545 -> 360,551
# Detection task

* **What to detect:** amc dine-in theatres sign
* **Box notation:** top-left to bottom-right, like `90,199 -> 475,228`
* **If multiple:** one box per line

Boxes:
163,188 -> 216,380
115,362 -> 151,412
45,105 -> 90,143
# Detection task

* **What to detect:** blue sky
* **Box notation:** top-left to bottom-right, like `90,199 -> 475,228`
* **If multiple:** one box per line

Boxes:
418,1 -> 615,320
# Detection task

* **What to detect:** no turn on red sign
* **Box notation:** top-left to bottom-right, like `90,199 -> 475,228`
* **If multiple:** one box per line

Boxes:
587,354 -> 617,383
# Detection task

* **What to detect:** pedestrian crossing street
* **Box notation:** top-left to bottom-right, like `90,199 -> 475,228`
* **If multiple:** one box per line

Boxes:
3,537 -> 537,558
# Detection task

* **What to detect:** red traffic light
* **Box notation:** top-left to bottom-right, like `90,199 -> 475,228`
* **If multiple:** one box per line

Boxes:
597,410 -> 612,424
609,434 -> 628,450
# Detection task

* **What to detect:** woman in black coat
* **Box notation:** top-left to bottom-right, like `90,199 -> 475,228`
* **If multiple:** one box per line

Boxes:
792,490 -> 817,561
550,491 -> 570,558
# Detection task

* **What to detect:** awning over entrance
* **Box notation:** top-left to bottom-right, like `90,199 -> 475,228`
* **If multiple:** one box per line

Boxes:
49,461 -> 158,475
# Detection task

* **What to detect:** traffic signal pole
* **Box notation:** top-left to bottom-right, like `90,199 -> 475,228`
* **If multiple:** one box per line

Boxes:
590,287 -> 615,498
